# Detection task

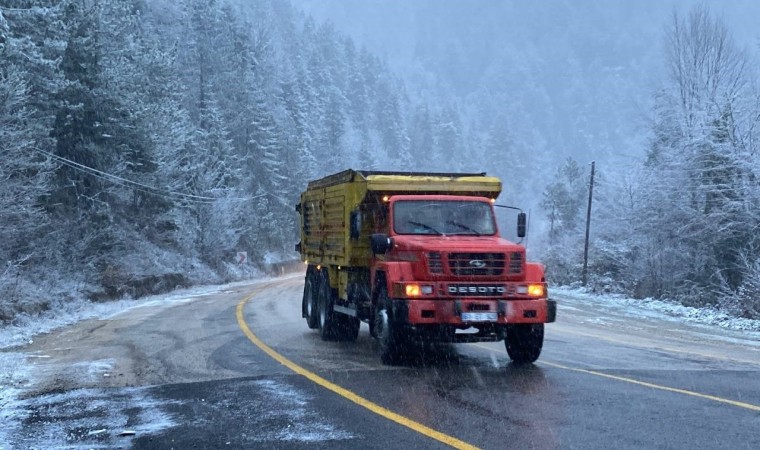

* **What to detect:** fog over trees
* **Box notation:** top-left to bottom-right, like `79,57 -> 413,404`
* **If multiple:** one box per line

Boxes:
1,0 -> 759,321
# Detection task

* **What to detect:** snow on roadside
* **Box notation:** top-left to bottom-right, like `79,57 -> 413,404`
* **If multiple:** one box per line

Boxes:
0,273 -> 303,449
553,286 -> 760,334
0,280 -> 234,445
0,275 -> 294,351
1,384 -> 179,449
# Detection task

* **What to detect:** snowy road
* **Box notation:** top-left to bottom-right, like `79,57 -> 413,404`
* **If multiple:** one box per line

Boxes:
2,275 -> 759,449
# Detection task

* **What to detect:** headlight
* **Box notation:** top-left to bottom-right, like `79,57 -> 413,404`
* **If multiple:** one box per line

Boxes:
516,284 -> 546,297
405,284 -> 421,297
395,283 -> 434,297
528,284 -> 545,297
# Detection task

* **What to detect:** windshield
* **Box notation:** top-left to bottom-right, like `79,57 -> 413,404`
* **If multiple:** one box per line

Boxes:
393,200 -> 496,236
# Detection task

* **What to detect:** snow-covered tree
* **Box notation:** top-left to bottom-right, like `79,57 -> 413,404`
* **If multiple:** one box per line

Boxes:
538,157 -> 590,284
0,0 -> 452,322
606,5 -> 760,307
0,62 -> 51,314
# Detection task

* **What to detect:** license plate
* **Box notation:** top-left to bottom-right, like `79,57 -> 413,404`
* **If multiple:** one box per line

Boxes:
461,312 -> 497,322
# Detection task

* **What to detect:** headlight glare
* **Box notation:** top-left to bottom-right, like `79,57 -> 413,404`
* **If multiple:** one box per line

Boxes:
528,284 -> 545,297
405,284 -> 421,297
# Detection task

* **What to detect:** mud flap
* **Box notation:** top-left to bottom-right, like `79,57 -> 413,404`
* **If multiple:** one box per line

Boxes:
547,299 -> 557,323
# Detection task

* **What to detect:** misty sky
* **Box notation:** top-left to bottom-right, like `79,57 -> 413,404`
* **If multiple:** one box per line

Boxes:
293,0 -> 760,168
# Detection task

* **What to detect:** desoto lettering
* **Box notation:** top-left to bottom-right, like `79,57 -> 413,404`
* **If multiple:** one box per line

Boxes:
448,285 -> 506,294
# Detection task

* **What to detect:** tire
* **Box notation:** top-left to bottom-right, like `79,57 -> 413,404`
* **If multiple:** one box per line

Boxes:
369,307 -> 378,338
374,286 -> 405,365
505,323 -> 544,364
335,315 -> 361,342
317,272 -> 338,341
302,269 -> 319,329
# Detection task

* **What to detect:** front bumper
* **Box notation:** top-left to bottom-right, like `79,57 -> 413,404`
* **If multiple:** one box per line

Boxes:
391,298 -> 557,325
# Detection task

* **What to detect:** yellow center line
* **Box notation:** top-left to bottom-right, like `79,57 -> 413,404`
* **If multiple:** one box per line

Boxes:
473,343 -> 760,413
236,291 -> 480,450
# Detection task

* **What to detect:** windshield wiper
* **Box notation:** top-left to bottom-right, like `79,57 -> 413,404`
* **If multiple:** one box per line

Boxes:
405,221 -> 442,235
446,220 -> 481,236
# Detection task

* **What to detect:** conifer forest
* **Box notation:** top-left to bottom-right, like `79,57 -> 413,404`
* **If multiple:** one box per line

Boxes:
2,0 -> 760,321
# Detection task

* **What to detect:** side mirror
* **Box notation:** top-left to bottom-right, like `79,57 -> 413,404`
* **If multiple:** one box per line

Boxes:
350,210 -> 362,239
517,212 -> 527,238
371,233 -> 393,254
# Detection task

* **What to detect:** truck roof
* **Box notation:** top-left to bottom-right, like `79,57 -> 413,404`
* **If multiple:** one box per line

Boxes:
307,169 -> 502,197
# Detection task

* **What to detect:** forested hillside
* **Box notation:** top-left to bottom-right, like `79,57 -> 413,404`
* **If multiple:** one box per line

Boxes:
0,0 -> 440,321
2,1 -> 760,322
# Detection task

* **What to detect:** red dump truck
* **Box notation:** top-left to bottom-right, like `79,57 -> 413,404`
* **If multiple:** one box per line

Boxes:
295,170 -> 556,364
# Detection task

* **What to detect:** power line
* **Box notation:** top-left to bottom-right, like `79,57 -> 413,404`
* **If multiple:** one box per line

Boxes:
34,147 -> 215,201
33,147 -> 264,203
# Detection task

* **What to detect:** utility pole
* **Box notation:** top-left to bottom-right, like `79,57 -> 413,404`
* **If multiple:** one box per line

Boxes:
581,161 -> 595,287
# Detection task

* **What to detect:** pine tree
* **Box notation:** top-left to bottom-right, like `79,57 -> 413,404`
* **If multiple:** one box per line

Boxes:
374,71 -> 410,166
0,62 -> 50,274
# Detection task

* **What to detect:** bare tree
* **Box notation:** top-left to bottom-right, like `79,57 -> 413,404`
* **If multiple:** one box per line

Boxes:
636,5 -> 759,307
666,5 -> 747,134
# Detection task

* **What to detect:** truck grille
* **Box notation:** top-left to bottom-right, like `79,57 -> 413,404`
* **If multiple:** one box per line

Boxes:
509,252 -> 523,274
448,253 -> 506,276
427,252 -> 443,274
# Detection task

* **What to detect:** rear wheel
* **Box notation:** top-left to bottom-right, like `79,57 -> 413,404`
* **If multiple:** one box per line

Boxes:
374,286 -> 405,365
302,269 -> 319,329
505,323 -> 544,364
318,272 -> 338,341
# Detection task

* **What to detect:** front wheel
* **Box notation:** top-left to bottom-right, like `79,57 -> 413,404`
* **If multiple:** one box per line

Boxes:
505,324 -> 544,364
374,287 -> 405,365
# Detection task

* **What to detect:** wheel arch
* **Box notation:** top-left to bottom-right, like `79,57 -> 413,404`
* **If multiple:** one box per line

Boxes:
371,269 -> 387,308
371,262 -> 414,302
